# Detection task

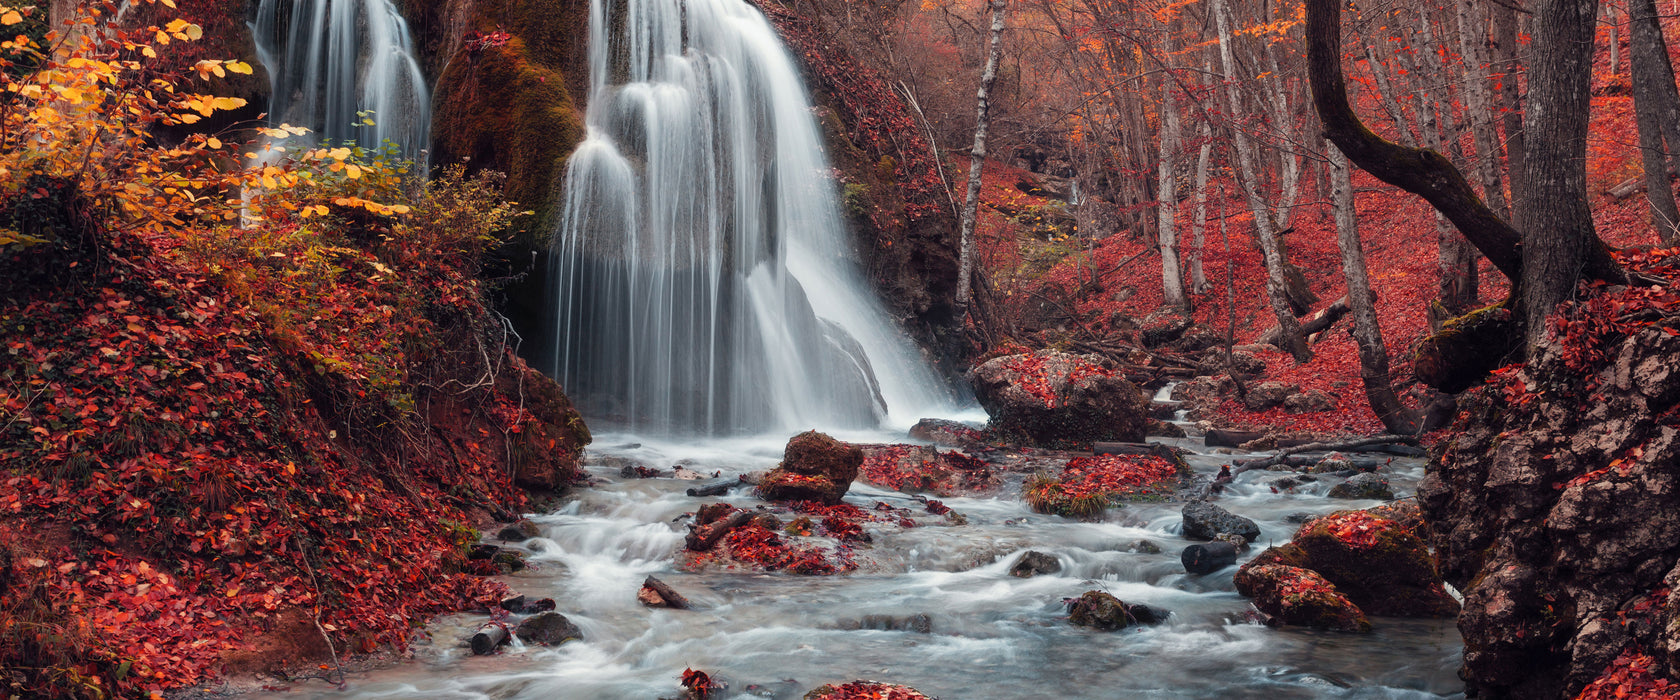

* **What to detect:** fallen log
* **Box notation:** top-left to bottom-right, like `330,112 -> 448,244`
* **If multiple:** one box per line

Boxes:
686,477 -> 742,497
1181,541 -> 1239,574
638,575 -> 692,609
1255,296 -> 1350,347
470,624 -> 509,655
1205,428 -> 1265,448
1232,435 -> 1421,475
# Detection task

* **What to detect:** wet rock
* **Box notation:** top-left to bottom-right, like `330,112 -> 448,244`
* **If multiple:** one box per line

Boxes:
756,431 -> 864,505
620,464 -> 663,478
1284,512 -> 1316,524
1242,381 -> 1300,411
687,478 -> 742,497
1147,419 -> 1187,438
969,350 -> 1149,449
804,681 -> 934,700
498,595 -> 556,614
1066,590 -> 1166,630
1213,532 -> 1251,551
1310,457 -> 1354,474
1247,509 -> 1457,618
1140,308 -> 1193,348
496,519 -> 541,542
1181,500 -> 1261,543
839,613 -> 933,634
1233,564 -> 1371,632
492,549 -> 527,573
859,444 -> 1001,496
907,418 -> 986,449
516,611 -> 583,646
1009,550 -> 1062,577
672,466 -> 708,480
1283,390 -> 1336,413
1131,539 -> 1162,554
1328,472 -> 1394,500
638,576 -> 691,609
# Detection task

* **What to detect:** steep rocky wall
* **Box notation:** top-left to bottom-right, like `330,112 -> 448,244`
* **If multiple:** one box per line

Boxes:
1419,271 -> 1680,698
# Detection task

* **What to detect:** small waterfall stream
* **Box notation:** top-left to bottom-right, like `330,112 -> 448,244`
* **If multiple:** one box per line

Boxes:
549,0 -> 953,435
250,0 -> 431,158
257,428 -> 1464,700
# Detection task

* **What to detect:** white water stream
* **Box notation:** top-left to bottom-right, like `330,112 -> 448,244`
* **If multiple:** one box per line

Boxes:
547,0 -> 956,435
259,425 -> 1463,699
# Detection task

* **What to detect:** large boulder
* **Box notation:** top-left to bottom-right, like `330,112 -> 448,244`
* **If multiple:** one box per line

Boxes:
1328,472 -> 1395,500
1246,509 -> 1457,618
756,431 -> 863,505
1242,381 -> 1300,411
969,351 -> 1149,449
1233,564 -> 1371,632
516,612 -> 583,646
1181,501 -> 1261,543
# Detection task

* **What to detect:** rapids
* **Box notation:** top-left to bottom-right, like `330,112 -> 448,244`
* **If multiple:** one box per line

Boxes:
259,425 -> 1464,699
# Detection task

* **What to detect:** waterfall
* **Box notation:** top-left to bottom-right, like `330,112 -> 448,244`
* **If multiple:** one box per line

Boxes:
250,0 -> 430,159
551,0 -> 953,435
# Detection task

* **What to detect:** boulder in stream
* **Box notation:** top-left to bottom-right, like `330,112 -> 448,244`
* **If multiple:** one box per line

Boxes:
1009,550 -> 1062,577
1242,381 -> 1299,411
1180,500 -> 1261,543
495,519 -> 541,542
969,350 -> 1149,449
907,418 -> 987,449
1065,589 -> 1168,630
1233,564 -> 1371,633
1247,509 -> 1457,618
756,431 -> 863,505
1328,472 -> 1395,500
515,611 -> 583,646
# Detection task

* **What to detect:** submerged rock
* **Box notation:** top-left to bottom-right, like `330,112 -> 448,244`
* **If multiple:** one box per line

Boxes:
1009,550 -> 1062,578
1181,500 -> 1261,543
516,611 -> 583,646
1233,564 -> 1371,633
496,519 -> 541,542
838,613 -> 933,634
638,576 -> 691,609
756,431 -> 863,505
907,418 -> 987,449
1065,590 -> 1168,630
969,350 -> 1149,449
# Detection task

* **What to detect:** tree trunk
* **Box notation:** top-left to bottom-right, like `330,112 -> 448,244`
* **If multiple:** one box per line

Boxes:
1456,0 -> 1509,220
1190,119 -> 1214,293
1492,1 -> 1528,228
1629,0 -> 1680,243
1214,0 -> 1312,364
1519,0 -> 1602,347
1329,140 -> 1420,434
1362,41 -> 1417,147
1264,42 -> 1302,232
955,0 -> 1007,315
1157,32 -> 1188,310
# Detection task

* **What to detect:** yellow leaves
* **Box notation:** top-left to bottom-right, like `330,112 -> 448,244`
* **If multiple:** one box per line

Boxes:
333,196 -> 410,216
154,19 -> 202,45
2,9 -> 21,25
256,124 -> 310,138
181,94 -> 247,117
193,59 -> 254,80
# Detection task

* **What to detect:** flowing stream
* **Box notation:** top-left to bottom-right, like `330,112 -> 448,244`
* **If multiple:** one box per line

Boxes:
547,0 -> 954,435
262,412 -> 1464,700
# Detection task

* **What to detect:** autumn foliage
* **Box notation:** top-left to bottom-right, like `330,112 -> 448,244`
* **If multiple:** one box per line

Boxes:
0,3 -> 586,696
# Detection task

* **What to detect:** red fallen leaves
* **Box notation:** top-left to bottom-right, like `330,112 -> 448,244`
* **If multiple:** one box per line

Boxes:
1024,454 -> 1178,518
1316,510 -> 1387,549
681,667 -> 716,699
721,525 -> 850,576
805,680 -> 935,700
992,352 -> 1115,409
858,445 -> 998,495
1576,649 -> 1680,700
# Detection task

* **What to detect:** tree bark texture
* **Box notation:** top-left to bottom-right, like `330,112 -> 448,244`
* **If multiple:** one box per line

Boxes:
955,0 -> 1007,314
1629,0 -> 1680,243
1329,141 -> 1419,434
1215,0 -> 1312,364
1157,31 -> 1187,310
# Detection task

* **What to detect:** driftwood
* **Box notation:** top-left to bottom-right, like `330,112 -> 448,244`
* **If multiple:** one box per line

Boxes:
638,575 -> 692,609
1181,541 -> 1239,574
685,511 -> 753,551
1205,428 -> 1265,448
1256,296 -> 1350,347
1232,435 -> 1422,474
686,478 -> 742,497
470,624 -> 509,655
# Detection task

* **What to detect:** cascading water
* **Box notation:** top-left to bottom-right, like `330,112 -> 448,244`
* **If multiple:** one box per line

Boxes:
550,0 -> 954,435
250,0 -> 430,158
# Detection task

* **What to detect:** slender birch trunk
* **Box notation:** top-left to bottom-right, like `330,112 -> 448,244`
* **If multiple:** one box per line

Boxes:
1190,119 -> 1214,293
955,0 -> 1007,315
1157,30 -> 1187,309
1214,0 -> 1312,363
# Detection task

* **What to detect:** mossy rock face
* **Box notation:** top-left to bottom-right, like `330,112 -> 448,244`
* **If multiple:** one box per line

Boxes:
1286,510 -> 1458,618
1414,301 -> 1520,393
433,36 -> 584,234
